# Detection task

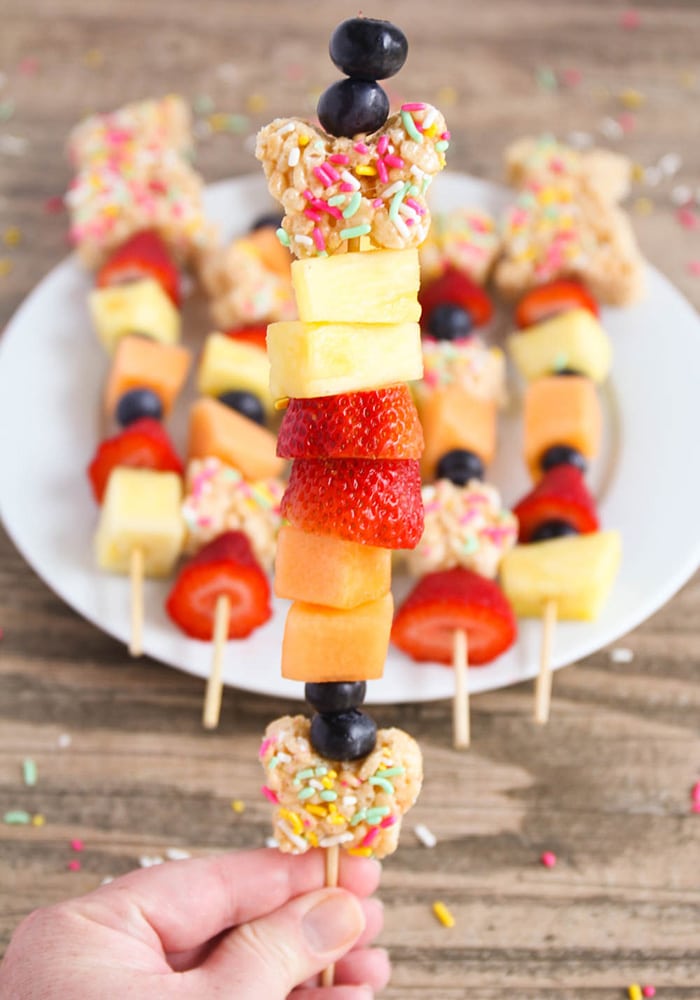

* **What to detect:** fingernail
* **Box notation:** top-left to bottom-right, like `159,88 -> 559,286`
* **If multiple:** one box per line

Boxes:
302,890 -> 365,954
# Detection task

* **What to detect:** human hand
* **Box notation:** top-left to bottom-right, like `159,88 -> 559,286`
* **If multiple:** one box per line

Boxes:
0,848 -> 389,999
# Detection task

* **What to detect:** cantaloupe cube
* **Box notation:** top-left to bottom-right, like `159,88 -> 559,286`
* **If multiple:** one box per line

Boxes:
89,278 -> 181,354
188,397 -> 285,480
196,333 -> 273,415
524,376 -> 601,479
419,386 -> 496,479
95,468 -> 184,577
292,248 -> 420,324
500,530 -> 621,620
267,320 -> 422,400
281,593 -> 394,682
508,309 -> 612,384
274,526 -> 391,609
104,335 -> 191,419
247,227 -> 292,277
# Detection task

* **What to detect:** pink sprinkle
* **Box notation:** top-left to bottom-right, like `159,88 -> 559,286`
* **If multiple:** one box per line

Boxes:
405,217 -> 414,226
642,988 -> 656,998
540,851 -> 557,868
620,8 -> 641,28
339,182 -> 355,193
405,197 -> 425,215
692,801 -> 700,813
19,56 -> 39,76
44,195 -> 65,214
312,165 -> 333,188
677,207 -> 700,230
323,163 -> 340,183
312,226 -> 326,251
258,738 -> 275,759
383,155 -> 404,171
561,68 -> 582,88
401,102 -> 427,112
380,815 -> 397,829
377,134 -> 389,155
353,141 -> 369,154
70,839 -> 84,852
68,860 -> 81,872
376,159 -> 388,183
361,827 -> 380,847
618,112 -> 636,133
688,261 -> 700,277
328,153 -> 350,165
261,785 -> 279,805
303,188 -> 315,201
304,208 -> 322,223
691,781 -> 700,802
372,198 -> 384,208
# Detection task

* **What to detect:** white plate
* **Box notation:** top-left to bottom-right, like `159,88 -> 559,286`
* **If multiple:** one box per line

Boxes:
1,172 -> 700,705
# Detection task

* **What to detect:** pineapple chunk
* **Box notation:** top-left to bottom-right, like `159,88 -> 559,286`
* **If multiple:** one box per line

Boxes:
89,279 -> 181,354
508,308 -> 612,384
197,333 -> 273,415
500,530 -> 621,620
292,249 -> 421,324
267,320 -> 422,399
95,468 -> 185,577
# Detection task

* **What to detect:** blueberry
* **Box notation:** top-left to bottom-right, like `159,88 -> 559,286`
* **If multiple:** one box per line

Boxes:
426,303 -> 473,341
116,387 -> 163,427
310,709 -> 377,761
436,448 -> 485,486
555,367 -> 584,376
530,519 -> 580,542
329,18 -> 408,80
540,444 -> 588,475
317,79 -> 389,138
218,390 -> 266,426
250,211 -> 283,232
305,682 -> 366,714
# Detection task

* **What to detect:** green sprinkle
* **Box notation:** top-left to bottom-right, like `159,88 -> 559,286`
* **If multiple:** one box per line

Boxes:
401,109 -> 424,143
462,535 -> 479,554
421,175 -> 432,195
268,755 -> 280,770
408,184 -> 420,197
366,806 -> 391,826
193,94 -> 214,115
369,776 -> 395,795
314,766 -> 328,777
342,191 -> 362,218
328,194 -> 346,207
375,766 -> 404,778
389,182 -> 410,221
536,66 -> 558,92
350,809 -> 367,827
320,790 -> 337,802
276,227 -> 290,247
296,768 -> 314,780
298,786 -> 316,801
23,758 -> 37,787
313,140 -> 324,151
4,810 -> 31,825
339,223 -> 371,240
435,139 -> 449,152
226,114 -> 249,134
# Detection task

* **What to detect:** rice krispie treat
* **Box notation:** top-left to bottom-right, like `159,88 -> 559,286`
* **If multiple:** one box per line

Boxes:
505,134 -> 632,203
199,235 -> 297,329
418,334 -> 507,406
260,715 -> 423,859
419,206 -> 501,285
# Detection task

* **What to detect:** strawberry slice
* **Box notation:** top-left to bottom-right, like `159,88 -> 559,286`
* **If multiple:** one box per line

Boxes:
419,266 -> 493,331
513,465 -> 599,543
277,387 -> 424,460
224,325 -> 268,352
87,418 -> 183,503
281,458 -> 423,549
391,567 -> 517,665
96,230 -> 181,307
515,280 -> 599,329
166,531 -> 271,640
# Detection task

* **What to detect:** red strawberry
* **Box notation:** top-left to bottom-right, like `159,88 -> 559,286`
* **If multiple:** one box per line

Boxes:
513,465 -> 599,543
166,531 -> 271,640
96,230 -> 181,307
224,325 -> 268,352
419,266 -> 493,331
515,280 -> 599,329
391,567 -> 517,665
281,458 -> 423,549
87,418 -> 183,503
277,387 -> 424,460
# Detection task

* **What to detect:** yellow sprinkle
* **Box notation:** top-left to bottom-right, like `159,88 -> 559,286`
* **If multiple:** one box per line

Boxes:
0,258 -> 13,277
247,93 -> 268,113
208,113 -> 230,132
432,901 -> 455,928
31,814 -> 45,827
633,196 -> 654,216
348,846 -> 373,857
4,226 -> 21,246
321,777 -> 334,790
327,770 -> 337,779
424,123 -> 439,138
231,799 -> 246,814
631,163 -> 646,183
327,803 -> 337,814
355,165 -> 377,176
329,814 -> 345,826
436,85 -> 458,106
298,134 -> 310,148
83,48 -> 104,68
628,986 -> 643,1000
619,88 -> 645,110
307,831 -> 319,847
305,804 -> 327,817
537,188 -> 560,207
274,397 -> 289,411
279,808 -> 303,834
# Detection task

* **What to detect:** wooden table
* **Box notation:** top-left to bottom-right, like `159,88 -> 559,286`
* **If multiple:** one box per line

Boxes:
1,2 -> 699,996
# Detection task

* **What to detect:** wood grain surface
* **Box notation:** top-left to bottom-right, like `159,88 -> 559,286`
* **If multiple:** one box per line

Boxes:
1,2 -> 700,997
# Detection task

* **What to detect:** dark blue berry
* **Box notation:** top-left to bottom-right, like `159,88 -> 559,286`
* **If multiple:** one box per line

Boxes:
218,390 -> 266,426
116,388 -> 163,427
305,682 -> 366,713
436,448 -> 485,486
530,519 -> 580,543
555,367 -> 584,376
540,444 -> 588,475
317,79 -> 389,138
329,18 -> 408,80
310,709 -> 377,761
427,303 -> 473,341
250,212 -> 283,232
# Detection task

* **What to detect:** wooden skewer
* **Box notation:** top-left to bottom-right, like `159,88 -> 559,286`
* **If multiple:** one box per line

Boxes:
534,598 -> 558,725
129,547 -> 144,657
320,845 -> 340,987
202,594 -> 231,730
452,628 -> 470,749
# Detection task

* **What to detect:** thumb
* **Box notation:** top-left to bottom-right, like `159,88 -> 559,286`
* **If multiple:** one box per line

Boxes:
194,887 -> 366,998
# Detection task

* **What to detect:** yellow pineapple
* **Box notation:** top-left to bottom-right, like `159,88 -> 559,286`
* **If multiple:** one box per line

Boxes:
89,278 -> 180,354
508,308 -> 612,384
197,333 -> 272,415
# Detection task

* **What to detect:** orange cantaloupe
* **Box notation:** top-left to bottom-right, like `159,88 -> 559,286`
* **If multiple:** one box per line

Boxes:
188,397 -> 285,480
274,526 -> 391,609
281,593 -> 394,682
419,386 -> 496,480
104,335 -> 191,418
524,376 -> 602,479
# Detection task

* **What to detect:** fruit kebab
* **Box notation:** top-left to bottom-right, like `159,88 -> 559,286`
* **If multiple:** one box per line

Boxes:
256,15 -> 447,986
502,280 -> 622,723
